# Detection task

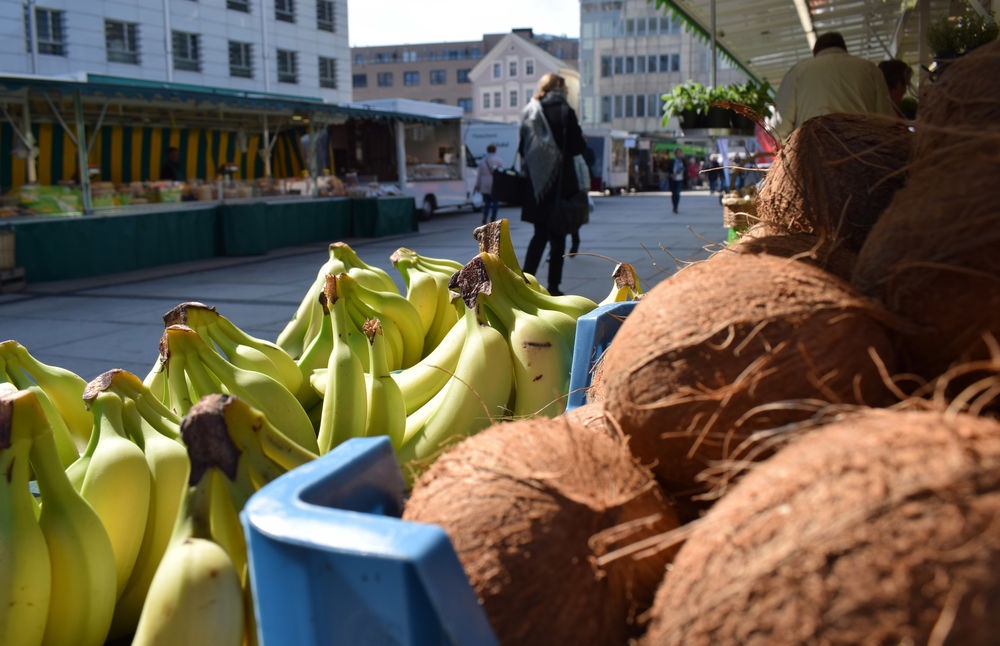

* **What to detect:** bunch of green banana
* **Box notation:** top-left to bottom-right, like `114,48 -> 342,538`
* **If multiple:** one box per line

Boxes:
472,218 -> 546,292
23,387 -> 118,646
396,296 -> 514,476
598,262 -> 644,305
336,271 -> 425,371
156,324 -> 319,454
162,302 -> 306,405
0,389 -> 52,646
277,241 -> 400,360
0,339 -> 91,458
390,247 -> 463,356
316,275 -> 368,455
65,384 -> 153,600
361,319 -> 406,448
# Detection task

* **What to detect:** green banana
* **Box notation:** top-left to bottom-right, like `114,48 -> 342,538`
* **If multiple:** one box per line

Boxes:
391,247 -> 462,357
361,319 -> 406,449
0,358 -> 81,466
598,262 -> 644,305
328,241 -> 400,294
338,271 -> 425,369
316,275 -> 368,455
397,299 -> 513,476
294,293 -> 335,412
26,388 -> 118,646
75,382 -> 153,599
217,393 -> 318,473
390,305 -> 469,415
0,390 -> 52,646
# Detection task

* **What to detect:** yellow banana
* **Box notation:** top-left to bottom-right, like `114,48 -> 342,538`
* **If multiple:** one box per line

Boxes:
342,291 -> 403,371
329,241 -> 400,293
75,382 -> 153,599
397,300 -> 513,474
0,340 -> 94,447
294,293 -> 335,411
316,275 -> 368,454
25,388 -> 117,646
1,358 -> 81,465
361,319 -> 406,449
339,271 -> 425,369
217,393 -> 318,473
276,277 -> 325,360
392,250 -> 440,336
143,356 -> 169,403
598,262 -> 644,305
390,305 -> 469,415
0,390 -> 52,646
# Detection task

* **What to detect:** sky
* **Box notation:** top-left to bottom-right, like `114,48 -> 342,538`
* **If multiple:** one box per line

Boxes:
346,0 -> 581,47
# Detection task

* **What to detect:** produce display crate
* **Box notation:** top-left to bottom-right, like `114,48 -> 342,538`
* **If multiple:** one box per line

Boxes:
241,436 -> 498,646
566,300 -> 638,411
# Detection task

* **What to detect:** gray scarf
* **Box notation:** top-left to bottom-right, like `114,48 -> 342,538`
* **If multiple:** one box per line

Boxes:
520,93 -> 565,201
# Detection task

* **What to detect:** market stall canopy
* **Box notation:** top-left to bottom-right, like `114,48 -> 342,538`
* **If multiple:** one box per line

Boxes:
658,0 -> 956,88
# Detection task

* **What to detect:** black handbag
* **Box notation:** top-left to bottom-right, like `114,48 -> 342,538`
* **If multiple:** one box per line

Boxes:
549,190 -> 589,236
492,168 -> 529,206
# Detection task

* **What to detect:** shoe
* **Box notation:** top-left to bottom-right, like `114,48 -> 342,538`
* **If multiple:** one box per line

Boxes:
672,207 -> 678,214
569,247 -> 579,255
548,287 -> 564,296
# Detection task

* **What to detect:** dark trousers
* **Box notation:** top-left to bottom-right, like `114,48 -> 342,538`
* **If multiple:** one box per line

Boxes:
481,193 -> 499,222
522,221 -> 567,292
669,178 -> 682,212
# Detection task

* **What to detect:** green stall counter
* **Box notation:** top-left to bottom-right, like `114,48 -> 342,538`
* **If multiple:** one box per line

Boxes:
350,196 -> 418,238
219,198 -> 353,256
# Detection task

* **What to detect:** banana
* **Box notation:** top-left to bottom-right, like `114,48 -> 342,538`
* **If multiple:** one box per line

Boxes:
390,305 -> 469,415
167,325 -> 320,455
1,356 -> 81,465
0,390 -> 52,646
391,249 -> 440,336
361,319 -> 406,448
216,393 -> 318,473
0,340 -> 94,447
100,371 -> 190,641
143,355 -> 169,403
316,275 -> 368,454
294,293 -> 335,411
397,300 -> 514,475
391,247 -> 462,357
328,241 -> 400,294
75,381 -> 153,599
338,271 -> 425,369
164,302 -> 306,403
472,218 -> 529,279
25,388 -> 117,646
276,276 -> 325,360
598,262 -> 644,305
342,290 -> 404,371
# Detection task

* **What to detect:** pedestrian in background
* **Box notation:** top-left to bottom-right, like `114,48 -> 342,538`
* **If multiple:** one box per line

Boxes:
475,143 -> 504,224
668,147 -> 685,214
519,73 -> 588,296
878,59 -> 915,119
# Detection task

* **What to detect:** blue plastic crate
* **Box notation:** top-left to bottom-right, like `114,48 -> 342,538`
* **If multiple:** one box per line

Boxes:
566,300 -> 637,412
241,436 -> 498,646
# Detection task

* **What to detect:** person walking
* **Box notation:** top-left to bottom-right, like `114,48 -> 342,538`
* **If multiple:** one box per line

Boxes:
668,148 -> 685,214
772,31 -> 897,140
519,73 -> 589,296
475,144 -> 505,224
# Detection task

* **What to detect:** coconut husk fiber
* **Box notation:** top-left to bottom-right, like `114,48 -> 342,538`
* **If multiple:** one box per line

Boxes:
755,113 -> 913,252
851,144 -> 1000,383
914,37 -> 1000,157
640,407 -> 1000,646
402,416 -> 680,645
729,225 -> 858,282
561,400 -> 616,439
598,252 -> 898,515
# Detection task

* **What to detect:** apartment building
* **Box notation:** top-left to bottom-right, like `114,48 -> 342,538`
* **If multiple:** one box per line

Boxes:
2,0 -> 352,103
350,29 -> 578,115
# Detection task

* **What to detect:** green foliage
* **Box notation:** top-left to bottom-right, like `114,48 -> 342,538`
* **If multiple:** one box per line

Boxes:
927,6 -> 999,58
660,80 -> 710,123
660,79 -> 774,127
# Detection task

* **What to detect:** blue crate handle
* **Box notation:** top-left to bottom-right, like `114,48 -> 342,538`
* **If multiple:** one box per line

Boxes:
241,436 -> 498,645
566,300 -> 637,411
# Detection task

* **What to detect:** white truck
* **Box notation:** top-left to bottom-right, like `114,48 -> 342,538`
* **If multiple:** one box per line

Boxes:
583,129 -> 636,195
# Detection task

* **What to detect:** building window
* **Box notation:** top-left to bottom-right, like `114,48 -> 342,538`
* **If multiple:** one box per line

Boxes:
403,71 -> 419,86
227,0 -> 250,12
670,53 -> 680,71
482,92 -> 490,109
458,98 -> 472,112
525,59 -> 534,75
492,62 -> 501,78
353,73 -> 367,88
601,96 -> 612,122
600,55 -> 612,77
625,57 -> 635,74
508,60 -> 517,76
317,0 -> 334,31
377,72 -> 392,86
25,7 -> 66,56
636,94 -> 646,117
648,55 -> 658,72
636,17 -> 646,35
509,90 -> 517,108
614,57 -> 624,74
456,68 -> 470,83
493,91 -> 501,108
229,41 -> 253,78
430,69 -> 446,85
625,95 -> 634,117
319,56 -> 337,88
614,95 -> 623,118
275,0 -> 294,22
105,20 -> 140,64
172,31 -> 200,71
636,56 -> 646,73
277,49 -> 298,83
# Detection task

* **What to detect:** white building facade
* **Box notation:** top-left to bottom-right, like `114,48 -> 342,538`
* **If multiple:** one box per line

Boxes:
1,0 -> 351,103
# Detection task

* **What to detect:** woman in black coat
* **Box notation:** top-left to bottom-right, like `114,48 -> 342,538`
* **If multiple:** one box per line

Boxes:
518,73 -> 588,296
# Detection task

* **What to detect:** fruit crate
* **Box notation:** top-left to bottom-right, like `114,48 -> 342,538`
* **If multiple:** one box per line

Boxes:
566,300 -> 637,412
241,436 -> 498,646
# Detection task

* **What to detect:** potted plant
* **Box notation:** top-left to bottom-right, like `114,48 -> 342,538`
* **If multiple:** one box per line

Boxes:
722,80 -> 774,132
660,80 -> 711,130
927,6 -> 998,76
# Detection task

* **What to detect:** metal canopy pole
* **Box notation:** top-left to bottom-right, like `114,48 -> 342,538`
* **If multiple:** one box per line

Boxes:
74,90 -> 92,214
710,0 -> 717,88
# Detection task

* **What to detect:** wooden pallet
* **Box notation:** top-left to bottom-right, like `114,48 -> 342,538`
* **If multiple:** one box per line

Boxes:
0,266 -> 26,293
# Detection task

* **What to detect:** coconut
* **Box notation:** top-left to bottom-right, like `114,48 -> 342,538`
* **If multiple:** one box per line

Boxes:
598,252 -> 898,515
729,226 -> 858,282
755,113 -> 912,252
560,400 -> 615,439
402,416 -> 680,645
640,407 -> 1000,645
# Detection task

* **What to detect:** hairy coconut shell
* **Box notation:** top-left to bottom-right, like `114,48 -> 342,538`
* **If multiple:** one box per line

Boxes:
561,400 -> 615,439
599,253 -> 897,513
640,407 -> 1000,646
755,113 -> 912,252
728,226 -> 858,282
403,417 -> 680,645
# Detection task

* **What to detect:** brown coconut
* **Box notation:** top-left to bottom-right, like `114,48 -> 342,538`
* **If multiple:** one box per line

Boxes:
729,225 -> 858,282
640,407 -> 1000,646
560,400 -> 616,439
755,112 -> 912,252
402,416 -> 681,645
598,252 -> 898,515
851,144 -> 1000,383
